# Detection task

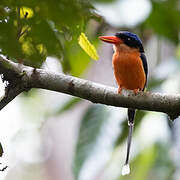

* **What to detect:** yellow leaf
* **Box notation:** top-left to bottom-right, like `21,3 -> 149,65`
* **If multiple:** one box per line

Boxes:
20,7 -> 34,19
78,32 -> 99,60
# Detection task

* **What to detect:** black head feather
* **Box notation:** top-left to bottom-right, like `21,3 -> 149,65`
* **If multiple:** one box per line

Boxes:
115,31 -> 144,53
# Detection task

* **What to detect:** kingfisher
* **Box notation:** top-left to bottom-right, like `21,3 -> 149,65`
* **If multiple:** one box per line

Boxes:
99,31 -> 148,175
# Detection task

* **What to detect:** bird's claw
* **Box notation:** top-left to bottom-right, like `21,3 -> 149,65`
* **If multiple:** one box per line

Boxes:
118,87 -> 122,94
133,89 -> 140,95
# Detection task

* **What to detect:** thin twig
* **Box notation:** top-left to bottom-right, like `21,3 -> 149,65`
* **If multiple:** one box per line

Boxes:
16,7 -> 22,40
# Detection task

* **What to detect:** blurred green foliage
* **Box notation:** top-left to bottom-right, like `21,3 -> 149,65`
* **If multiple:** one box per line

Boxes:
145,0 -> 180,44
0,0 -> 94,71
92,0 -> 117,3
118,143 -> 175,180
53,97 -> 81,116
119,144 -> 157,180
73,104 -> 110,179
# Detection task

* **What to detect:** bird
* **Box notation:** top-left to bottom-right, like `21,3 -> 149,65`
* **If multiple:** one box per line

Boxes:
99,31 -> 148,175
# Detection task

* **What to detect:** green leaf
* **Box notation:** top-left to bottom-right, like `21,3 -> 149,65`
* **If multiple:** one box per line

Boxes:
54,97 -> 81,116
62,39 -> 92,76
132,145 -> 157,180
73,104 -> 110,180
0,17 -> 23,60
147,78 -> 165,91
151,143 -> 175,180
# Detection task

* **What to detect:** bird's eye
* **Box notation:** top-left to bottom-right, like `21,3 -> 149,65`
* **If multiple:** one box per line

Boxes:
127,38 -> 131,41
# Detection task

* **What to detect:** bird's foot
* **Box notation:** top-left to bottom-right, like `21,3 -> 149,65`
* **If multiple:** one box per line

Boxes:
118,87 -> 122,94
133,89 -> 140,95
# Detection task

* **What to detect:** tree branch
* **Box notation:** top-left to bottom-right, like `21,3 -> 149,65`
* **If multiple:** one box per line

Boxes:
0,56 -> 180,120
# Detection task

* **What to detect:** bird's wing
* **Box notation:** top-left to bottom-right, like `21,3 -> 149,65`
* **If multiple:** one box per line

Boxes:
140,53 -> 148,90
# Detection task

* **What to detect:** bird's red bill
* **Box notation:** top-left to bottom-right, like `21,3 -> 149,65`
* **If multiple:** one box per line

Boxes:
99,36 -> 122,44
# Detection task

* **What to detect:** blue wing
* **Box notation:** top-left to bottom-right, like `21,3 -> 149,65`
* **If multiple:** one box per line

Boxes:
140,53 -> 148,90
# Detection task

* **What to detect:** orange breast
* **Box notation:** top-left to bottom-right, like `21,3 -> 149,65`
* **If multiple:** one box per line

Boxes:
112,51 -> 146,91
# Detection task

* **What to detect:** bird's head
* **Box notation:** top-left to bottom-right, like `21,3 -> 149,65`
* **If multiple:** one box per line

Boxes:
99,31 -> 144,53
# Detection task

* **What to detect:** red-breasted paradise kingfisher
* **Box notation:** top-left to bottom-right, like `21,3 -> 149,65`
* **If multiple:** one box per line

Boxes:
99,31 -> 148,175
